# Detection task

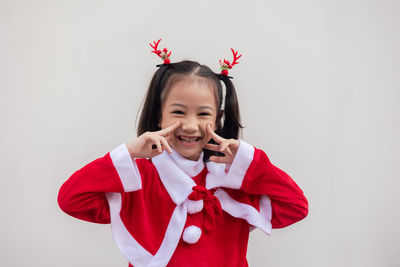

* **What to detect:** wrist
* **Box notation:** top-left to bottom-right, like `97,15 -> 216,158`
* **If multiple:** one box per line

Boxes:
125,142 -> 137,159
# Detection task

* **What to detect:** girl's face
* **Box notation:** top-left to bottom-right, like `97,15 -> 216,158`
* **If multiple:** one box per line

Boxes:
160,78 -> 219,161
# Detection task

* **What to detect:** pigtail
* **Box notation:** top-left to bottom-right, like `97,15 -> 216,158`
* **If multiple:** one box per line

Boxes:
137,66 -> 170,136
219,76 -> 243,140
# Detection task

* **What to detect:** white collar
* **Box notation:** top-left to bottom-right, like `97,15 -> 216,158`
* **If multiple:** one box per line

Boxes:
168,147 -> 205,177
152,149 -> 226,205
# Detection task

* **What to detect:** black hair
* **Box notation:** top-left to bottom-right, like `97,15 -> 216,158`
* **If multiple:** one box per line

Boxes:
137,60 -> 243,161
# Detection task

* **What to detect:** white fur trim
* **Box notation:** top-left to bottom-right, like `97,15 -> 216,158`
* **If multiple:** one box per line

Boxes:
186,199 -> 203,214
205,140 -> 254,190
259,195 -> 272,226
147,204 -> 187,267
169,148 -> 204,177
105,192 -> 188,267
182,225 -> 202,244
110,144 -> 142,192
249,196 -> 272,232
152,150 -> 196,205
105,192 -> 152,266
215,189 -> 272,235
205,161 -> 227,189
223,140 -> 255,189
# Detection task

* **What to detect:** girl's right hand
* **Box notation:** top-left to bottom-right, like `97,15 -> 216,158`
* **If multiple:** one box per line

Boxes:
126,121 -> 180,159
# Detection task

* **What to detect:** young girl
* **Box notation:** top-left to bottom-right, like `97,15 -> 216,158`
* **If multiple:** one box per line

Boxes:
58,42 -> 308,267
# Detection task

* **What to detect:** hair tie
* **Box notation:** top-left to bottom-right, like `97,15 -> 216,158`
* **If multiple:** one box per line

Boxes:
216,73 -> 233,80
156,63 -> 172,69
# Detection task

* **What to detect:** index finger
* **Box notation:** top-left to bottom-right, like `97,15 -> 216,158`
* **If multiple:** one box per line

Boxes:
207,124 -> 225,143
158,121 -> 180,136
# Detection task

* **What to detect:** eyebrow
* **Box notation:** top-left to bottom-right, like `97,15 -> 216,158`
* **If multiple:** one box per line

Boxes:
170,103 -> 214,111
199,106 -> 214,111
170,103 -> 186,108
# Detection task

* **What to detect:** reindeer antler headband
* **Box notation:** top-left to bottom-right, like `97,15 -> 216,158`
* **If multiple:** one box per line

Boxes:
150,39 -> 172,66
150,39 -> 242,79
218,48 -> 242,78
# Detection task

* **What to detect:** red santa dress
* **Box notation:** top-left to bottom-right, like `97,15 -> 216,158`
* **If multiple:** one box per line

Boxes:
58,140 -> 308,267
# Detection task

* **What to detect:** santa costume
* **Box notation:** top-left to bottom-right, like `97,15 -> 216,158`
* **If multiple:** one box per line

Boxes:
58,140 -> 308,267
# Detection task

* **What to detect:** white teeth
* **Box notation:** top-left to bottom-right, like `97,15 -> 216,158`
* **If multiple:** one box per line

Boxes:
179,136 -> 200,143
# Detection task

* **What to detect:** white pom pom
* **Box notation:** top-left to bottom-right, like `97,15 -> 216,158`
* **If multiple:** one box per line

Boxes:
182,225 -> 202,244
187,199 -> 203,214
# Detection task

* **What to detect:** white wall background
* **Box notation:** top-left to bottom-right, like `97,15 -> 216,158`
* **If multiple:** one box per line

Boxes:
1,0 -> 399,266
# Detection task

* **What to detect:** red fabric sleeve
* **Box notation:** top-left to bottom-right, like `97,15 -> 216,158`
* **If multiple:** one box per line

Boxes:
240,148 -> 309,229
57,153 -> 125,224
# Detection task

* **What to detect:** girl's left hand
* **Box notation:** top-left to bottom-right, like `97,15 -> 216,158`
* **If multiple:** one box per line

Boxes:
204,124 -> 240,164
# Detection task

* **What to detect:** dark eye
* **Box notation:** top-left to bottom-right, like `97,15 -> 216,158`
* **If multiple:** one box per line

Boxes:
199,112 -> 211,116
172,110 -> 184,115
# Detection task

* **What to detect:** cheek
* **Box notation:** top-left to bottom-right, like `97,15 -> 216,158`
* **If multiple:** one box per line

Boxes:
160,111 -> 173,129
209,116 -> 218,131
201,118 -> 216,139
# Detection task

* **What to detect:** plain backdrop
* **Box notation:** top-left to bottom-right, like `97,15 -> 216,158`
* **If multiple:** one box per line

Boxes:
1,0 -> 399,266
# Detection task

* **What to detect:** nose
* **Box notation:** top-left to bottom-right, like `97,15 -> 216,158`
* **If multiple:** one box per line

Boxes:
181,116 -> 199,133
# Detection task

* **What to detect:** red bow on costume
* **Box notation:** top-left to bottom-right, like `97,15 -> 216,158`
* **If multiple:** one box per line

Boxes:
188,185 -> 223,233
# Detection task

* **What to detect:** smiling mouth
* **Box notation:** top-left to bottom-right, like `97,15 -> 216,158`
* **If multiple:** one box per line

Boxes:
178,135 -> 201,143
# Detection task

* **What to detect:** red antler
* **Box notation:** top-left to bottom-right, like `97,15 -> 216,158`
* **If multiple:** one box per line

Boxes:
150,39 -> 162,57
230,48 -> 242,68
